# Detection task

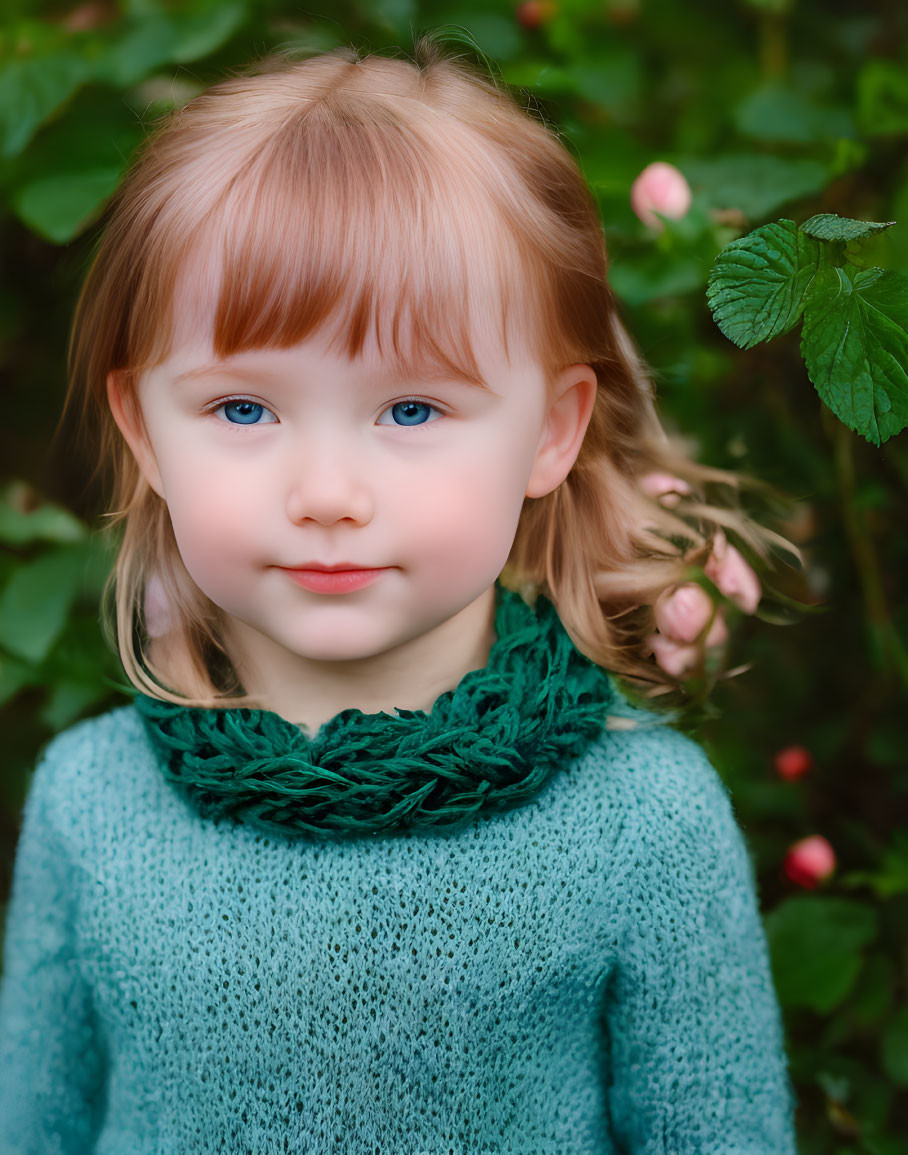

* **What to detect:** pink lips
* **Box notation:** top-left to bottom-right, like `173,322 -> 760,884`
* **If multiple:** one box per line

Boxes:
280,567 -> 390,594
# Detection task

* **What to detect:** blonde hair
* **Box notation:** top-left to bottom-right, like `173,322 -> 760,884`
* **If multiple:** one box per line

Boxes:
61,35 -> 798,712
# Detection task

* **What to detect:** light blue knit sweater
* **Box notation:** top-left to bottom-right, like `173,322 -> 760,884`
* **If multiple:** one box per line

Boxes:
0,703 -> 797,1153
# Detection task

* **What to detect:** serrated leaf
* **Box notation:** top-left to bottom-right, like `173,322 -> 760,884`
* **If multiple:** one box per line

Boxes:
801,266 -> 908,445
764,895 -> 877,1013
707,219 -> 821,349
801,214 -> 896,242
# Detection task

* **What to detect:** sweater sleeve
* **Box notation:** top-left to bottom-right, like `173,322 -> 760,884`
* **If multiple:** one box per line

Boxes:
0,736 -> 108,1154
602,731 -> 798,1154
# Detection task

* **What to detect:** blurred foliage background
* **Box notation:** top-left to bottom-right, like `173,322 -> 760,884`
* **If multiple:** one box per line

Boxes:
1,0 -> 906,1151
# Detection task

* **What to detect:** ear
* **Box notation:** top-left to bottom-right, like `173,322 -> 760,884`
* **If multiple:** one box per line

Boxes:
525,364 -> 598,499
106,371 -> 165,498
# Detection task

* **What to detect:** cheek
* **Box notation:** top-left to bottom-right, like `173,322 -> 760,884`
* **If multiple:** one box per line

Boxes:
160,461 -> 262,595
406,443 -> 532,576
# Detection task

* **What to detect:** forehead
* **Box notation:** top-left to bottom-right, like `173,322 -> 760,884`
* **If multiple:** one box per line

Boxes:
161,228 -> 540,386
139,104 -> 550,382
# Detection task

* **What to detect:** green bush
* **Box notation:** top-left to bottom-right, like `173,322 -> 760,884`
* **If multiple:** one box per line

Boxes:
1,2 -> 906,1150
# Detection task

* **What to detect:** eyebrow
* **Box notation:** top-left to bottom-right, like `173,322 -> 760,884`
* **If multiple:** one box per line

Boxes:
171,361 -> 490,390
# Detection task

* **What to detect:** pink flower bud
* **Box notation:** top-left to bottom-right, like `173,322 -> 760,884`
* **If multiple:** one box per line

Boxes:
630,162 -> 692,231
773,745 -> 814,782
639,471 -> 692,508
653,583 -> 713,644
647,632 -> 700,678
143,572 -> 175,638
704,530 -> 762,615
784,835 -> 836,889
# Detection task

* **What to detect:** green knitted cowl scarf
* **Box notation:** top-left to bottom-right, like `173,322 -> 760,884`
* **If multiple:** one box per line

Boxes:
133,583 -> 616,842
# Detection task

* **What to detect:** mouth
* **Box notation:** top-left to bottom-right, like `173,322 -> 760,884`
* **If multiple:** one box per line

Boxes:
283,563 -> 381,573
279,566 -> 392,594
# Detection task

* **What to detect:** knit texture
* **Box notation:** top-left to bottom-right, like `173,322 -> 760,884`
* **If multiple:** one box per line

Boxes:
0,705 -> 798,1154
132,584 -> 617,839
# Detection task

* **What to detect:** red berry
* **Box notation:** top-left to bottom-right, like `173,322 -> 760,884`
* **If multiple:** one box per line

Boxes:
773,744 -> 813,781
784,836 -> 836,889
516,1 -> 557,30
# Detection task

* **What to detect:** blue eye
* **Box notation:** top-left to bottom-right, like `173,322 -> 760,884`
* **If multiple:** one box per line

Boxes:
380,399 -> 441,427
214,399 -> 276,426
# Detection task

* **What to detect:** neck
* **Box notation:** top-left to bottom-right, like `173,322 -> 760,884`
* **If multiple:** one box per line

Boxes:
224,588 -> 498,735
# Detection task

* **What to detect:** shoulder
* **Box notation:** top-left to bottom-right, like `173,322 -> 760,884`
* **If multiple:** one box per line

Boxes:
21,702 -> 160,840
581,714 -> 732,814
573,716 -> 746,867
29,702 -> 148,789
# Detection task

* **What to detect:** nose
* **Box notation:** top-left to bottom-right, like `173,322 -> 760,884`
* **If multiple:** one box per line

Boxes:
284,435 -> 375,527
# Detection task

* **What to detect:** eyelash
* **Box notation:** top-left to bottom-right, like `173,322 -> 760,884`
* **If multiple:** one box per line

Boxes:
205,395 -> 445,429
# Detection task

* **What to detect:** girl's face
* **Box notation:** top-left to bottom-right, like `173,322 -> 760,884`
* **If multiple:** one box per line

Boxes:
109,286 -> 595,716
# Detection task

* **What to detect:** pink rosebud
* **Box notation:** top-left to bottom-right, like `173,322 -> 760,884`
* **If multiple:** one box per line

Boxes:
647,632 -> 700,678
630,162 -> 692,231
639,471 -> 692,508
705,530 -> 762,615
143,571 -> 175,638
784,835 -> 836,889
773,745 -> 814,782
653,583 -> 714,644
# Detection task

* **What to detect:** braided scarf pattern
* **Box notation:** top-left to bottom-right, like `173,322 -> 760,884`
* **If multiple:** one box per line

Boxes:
133,584 -> 615,841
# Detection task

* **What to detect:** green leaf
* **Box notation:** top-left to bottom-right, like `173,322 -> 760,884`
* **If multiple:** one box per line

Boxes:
0,651 -> 38,708
734,84 -> 855,145
0,483 -> 87,546
572,50 -> 640,119
801,266 -> 908,445
707,219 -> 821,349
2,85 -> 142,242
501,60 -> 576,97
0,545 -> 88,664
98,0 -> 247,87
840,831 -> 908,899
858,59 -> 908,136
849,952 -> 895,1028
0,51 -> 88,159
801,214 -> 896,242
39,678 -> 111,732
764,895 -> 878,1013
881,1005 -> 908,1086
363,0 -> 418,33
680,155 -> 828,221
610,251 -> 707,306
12,166 -> 123,243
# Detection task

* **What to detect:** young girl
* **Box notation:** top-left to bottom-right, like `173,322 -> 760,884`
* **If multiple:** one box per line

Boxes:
0,36 -> 798,1154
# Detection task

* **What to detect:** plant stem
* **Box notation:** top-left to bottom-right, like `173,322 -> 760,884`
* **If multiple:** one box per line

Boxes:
760,11 -> 789,79
825,404 -> 908,693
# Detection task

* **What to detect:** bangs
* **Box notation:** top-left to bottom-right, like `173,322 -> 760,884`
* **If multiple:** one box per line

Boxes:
138,102 -> 544,387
